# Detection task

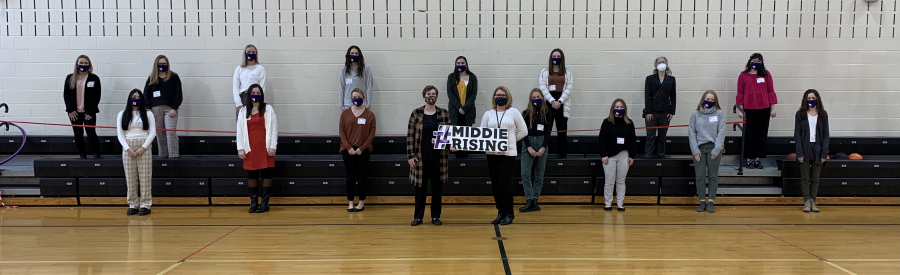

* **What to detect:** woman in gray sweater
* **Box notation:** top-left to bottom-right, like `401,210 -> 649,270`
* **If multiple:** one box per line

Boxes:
688,90 -> 726,213
339,45 -> 374,110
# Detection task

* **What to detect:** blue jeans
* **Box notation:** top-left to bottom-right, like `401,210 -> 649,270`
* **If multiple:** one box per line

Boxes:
520,136 -> 548,200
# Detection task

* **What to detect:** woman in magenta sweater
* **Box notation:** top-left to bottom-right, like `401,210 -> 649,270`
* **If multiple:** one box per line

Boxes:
736,53 -> 777,169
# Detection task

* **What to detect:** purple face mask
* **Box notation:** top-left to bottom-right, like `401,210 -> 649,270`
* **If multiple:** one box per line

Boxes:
614,109 -> 625,117
532,98 -> 543,107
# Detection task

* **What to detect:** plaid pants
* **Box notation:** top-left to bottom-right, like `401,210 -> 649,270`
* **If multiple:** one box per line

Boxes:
123,139 -> 153,209
151,105 -> 179,158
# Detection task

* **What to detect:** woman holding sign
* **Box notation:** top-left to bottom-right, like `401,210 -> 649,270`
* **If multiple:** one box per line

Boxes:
598,99 -> 637,212
407,85 -> 456,226
339,88 -> 377,212
519,88 -> 553,213
481,86 -> 528,225
539,49 -> 574,158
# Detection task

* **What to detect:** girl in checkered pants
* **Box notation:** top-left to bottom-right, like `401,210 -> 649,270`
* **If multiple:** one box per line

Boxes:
117,89 -> 157,216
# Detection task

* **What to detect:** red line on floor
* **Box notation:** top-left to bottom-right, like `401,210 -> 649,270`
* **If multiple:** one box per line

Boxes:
748,225 -> 823,259
180,225 -> 243,262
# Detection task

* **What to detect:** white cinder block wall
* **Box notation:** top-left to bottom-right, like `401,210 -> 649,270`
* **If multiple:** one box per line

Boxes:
1,0 -> 898,137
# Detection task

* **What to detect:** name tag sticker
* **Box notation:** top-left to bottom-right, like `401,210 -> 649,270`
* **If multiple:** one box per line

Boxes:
357,118 -> 366,125
756,78 -> 765,83
346,78 -> 353,85
709,116 -> 718,122
251,73 -> 259,79
153,91 -> 161,97
549,85 -> 557,91
86,81 -> 95,88
537,124 -> 544,131
617,138 -> 625,145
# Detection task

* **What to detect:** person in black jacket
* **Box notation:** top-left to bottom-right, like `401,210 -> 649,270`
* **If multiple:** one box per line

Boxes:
447,56 -> 477,158
519,88 -> 553,213
599,99 -> 637,212
63,55 -> 102,159
143,55 -> 183,158
643,56 -> 676,159
794,89 -> 829,213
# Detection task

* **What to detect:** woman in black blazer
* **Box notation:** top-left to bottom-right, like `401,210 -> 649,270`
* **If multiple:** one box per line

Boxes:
63,55 -> 102,159
446,56 -> 477,158
794,89 -> 829,213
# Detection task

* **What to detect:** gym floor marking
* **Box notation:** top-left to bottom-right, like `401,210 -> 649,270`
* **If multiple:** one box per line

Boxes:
2,258 -> 894,264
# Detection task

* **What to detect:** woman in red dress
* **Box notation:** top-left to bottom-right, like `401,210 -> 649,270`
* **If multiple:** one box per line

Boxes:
237,84 -> 278,213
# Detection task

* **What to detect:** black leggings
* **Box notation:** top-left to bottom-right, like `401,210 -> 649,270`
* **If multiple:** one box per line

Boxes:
487,155 -> 515,216
342,149 -> 371,201
247,168 -> 273,180
71,112 -> 100,155
549,92 -> 568,157
743,108 -> 771,159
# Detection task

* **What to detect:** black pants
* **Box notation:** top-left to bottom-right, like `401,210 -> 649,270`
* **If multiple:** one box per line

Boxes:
487,155 -> 515,216
247,168 -> 273,179
342,149 -> 371,201
644,112 -> 670,157
71,112 -> 100,155
414,160 -> 443,219
549,92 -> 568,157
743,108 -> 771,159
455,113 -> 469,158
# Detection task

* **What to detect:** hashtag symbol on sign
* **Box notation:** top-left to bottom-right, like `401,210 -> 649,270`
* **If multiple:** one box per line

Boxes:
432,125 -> 451,149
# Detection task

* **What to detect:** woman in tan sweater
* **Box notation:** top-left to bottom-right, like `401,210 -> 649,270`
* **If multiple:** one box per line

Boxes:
339,88 -> 377,212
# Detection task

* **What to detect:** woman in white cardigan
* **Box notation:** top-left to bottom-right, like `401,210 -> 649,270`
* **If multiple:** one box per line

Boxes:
539,48 -> 574,158
117,89 -> 157,216
481,86 -> 528,226
237,84 -> 278,213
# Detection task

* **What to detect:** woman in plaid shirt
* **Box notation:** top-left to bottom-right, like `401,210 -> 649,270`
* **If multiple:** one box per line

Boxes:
407,85 -> 457,226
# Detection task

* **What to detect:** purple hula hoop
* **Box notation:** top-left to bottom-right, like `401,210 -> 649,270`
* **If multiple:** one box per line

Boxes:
0,122 -> 26,166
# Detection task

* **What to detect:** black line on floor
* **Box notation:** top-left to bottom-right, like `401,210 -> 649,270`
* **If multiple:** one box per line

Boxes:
493,224 -> 512,275
2,223 -> 896,228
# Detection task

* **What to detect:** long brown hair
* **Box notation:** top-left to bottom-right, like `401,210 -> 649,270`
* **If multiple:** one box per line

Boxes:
524,88 -> 548,129
240,44 -> 259,67
799,89 -> 827,119
243,84 -> 267,119
606,98 -> 632,124
148,55 -> 175,85
696,90 -> 722,110
491,86 -> 513,110
452,56 -> 472,85
68,55 -> 92,89
344,45 -> 366,77
547,49 -> 566,76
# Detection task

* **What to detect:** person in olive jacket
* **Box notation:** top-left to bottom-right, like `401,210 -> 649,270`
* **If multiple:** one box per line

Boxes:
446,56 -> 477,158
63,55 -> 102,159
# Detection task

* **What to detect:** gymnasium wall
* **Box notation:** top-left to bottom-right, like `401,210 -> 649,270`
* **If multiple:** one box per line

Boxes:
1,0 -> 899,137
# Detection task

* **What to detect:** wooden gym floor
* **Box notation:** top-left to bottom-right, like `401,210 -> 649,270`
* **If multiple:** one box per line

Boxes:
0,205 -> 897,274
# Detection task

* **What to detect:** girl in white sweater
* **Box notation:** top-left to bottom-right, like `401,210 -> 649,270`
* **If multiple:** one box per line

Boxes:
481,86 -> 528,226
117,89 -> 157,216
233,44 -> 267,114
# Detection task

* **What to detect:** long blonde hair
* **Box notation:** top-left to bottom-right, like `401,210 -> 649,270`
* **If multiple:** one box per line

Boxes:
68,55 -> 92,89
524,88 -> 548,129
148,55 -> 175,85
240,44 -> 259,67
491,86 -> 513,109
606,98 -> 632,124
696,90 -> 722,110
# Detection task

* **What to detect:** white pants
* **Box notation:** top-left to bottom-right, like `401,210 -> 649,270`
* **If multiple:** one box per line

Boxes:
602,150 -> 630,206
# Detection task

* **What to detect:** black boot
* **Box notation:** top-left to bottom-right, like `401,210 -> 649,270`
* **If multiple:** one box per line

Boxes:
519,199 -> 534,212
257,185 -> 271,213
532,198 -> 541,211
248,186 -> 259,213
491,213 -> 504,224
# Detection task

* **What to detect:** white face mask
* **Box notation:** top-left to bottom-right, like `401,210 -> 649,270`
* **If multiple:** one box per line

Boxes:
657,63 -> 667,72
